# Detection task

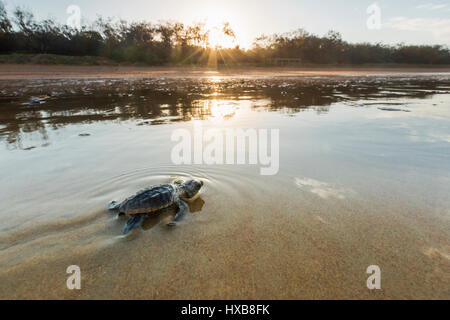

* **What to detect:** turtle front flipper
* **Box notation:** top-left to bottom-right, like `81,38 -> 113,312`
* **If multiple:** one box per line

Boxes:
124,215 -> 144,235
168,200 -> 188,227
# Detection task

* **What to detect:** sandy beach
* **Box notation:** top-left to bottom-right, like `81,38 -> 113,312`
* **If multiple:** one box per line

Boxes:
1,64 -> 450,79
2,0 -> 450,304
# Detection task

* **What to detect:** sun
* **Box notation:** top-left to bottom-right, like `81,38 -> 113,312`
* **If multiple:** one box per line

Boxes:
207,23 -> 236,49
193,4 -> 252,49
197,9 -> 237,49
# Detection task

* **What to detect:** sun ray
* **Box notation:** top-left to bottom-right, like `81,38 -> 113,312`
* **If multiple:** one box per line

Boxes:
179,46 -> 203,65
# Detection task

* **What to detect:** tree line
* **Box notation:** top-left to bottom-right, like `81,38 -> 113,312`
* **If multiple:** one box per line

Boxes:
1,2 -> 449,66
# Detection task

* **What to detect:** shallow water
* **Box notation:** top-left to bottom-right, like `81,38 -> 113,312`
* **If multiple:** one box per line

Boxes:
0,75 -> 449,299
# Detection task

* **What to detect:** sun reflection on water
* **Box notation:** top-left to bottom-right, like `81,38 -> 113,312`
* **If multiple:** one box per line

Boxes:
206,99 -> 240,123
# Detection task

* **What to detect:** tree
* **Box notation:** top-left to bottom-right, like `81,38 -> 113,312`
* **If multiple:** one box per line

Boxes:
0,0 -> 12,33
0,3 -> 449,66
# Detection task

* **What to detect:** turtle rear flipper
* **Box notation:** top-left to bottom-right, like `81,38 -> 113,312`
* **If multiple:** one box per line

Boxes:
124,215 -> 144,235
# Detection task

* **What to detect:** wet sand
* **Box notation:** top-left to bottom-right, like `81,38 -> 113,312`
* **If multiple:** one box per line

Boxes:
1,64 -> 450,79
1,190 -> 448,300
0,75 -> 449,300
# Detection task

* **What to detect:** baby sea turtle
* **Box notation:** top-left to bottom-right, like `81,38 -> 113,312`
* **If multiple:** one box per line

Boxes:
108,179 -> 204,234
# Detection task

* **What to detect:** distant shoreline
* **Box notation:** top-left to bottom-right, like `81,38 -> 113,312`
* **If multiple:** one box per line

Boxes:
1,63 -> 450,80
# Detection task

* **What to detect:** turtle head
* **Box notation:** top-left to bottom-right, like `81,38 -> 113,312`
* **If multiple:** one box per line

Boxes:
177,179 -> 203,199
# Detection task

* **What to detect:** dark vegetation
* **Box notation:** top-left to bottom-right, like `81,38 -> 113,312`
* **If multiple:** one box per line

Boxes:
1,2 -> 449,66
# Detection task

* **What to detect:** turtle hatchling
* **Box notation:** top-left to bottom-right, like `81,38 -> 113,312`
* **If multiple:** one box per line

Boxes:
108,179 -> 204,234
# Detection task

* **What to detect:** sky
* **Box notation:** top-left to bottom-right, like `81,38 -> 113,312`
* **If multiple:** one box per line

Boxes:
2,0 -> 450,48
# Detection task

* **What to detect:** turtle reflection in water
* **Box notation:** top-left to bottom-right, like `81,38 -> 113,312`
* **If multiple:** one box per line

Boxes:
108,179 -> 204,234
141,197 -> 206,231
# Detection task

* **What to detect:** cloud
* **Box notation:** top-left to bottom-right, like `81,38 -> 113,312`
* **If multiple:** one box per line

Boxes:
385,17 -> 450,42
416,3 -> 447,10
294,177 -> 352,200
